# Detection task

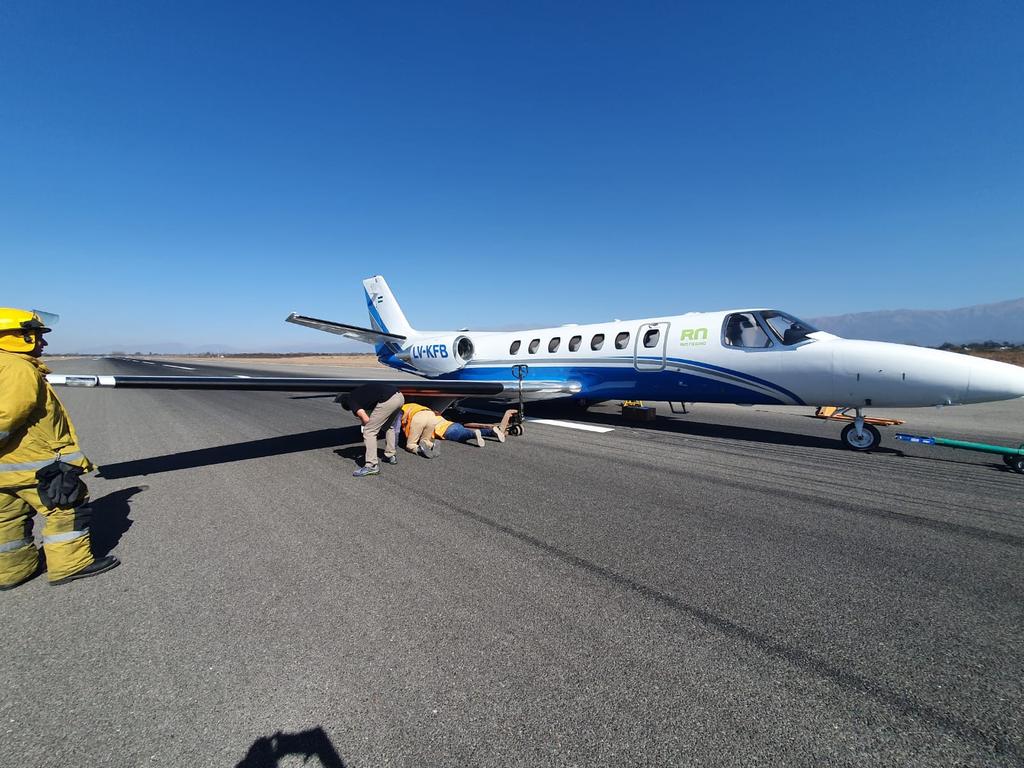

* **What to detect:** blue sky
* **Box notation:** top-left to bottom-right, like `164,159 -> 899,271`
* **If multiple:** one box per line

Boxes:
2,1 -> 1022,353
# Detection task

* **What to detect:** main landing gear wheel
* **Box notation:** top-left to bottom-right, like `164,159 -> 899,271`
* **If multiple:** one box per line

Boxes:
1004,455 -> 1024,474
841,422 -> 881,451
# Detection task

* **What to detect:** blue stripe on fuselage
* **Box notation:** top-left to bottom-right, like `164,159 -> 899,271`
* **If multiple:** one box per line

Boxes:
429,363 -> 794,405
665,356 -> 805,405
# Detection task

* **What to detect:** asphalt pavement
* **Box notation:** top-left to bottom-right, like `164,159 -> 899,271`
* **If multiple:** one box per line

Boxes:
3,356 -> 1023,767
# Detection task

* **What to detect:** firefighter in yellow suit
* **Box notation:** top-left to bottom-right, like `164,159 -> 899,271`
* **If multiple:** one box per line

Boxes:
0,308 -> 119,589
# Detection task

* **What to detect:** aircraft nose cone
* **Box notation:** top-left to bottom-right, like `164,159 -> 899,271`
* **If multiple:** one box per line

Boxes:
967,357 -> 1024,403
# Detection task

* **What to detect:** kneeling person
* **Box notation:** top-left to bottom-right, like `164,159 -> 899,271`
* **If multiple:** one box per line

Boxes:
400,403 -> 441,458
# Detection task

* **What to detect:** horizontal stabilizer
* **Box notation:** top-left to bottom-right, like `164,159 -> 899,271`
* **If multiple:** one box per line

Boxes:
286,313 -> 406,345
46,374 -> 502,397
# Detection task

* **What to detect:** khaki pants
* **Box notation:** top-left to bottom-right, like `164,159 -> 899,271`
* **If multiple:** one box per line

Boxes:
362,392 -> 405,466
0,485 -> 95,585
405,410 -> 440,452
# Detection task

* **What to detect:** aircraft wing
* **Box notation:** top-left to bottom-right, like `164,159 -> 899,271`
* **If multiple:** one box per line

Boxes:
45,374 -> 581,398
286,313 -> 406,345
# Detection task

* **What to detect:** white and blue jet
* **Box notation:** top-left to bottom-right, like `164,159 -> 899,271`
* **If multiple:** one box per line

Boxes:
282,276 -> 1024,451
50,275 -> 1024,451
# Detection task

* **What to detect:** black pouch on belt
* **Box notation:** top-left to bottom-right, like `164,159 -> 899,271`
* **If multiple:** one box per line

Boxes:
35,461 -> 87,510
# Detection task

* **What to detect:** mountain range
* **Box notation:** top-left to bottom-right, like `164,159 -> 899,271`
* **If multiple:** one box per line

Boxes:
809,298 -> 1024,347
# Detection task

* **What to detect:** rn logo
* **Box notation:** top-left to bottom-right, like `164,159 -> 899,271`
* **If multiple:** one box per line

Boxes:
679,327 -> 708,347
412,344 -> 449,360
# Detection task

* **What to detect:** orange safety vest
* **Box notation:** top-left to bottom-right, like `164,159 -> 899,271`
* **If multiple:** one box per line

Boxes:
400,403 -> 433,438
433,417 -> 454,439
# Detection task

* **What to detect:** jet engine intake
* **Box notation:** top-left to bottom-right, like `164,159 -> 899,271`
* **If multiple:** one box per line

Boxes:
401,334 -> 475,375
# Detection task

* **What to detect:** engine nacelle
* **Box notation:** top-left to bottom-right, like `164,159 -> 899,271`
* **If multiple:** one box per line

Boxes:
400,335 -> 475,375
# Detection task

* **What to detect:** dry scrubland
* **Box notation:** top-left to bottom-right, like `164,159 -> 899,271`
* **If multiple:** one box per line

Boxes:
44,353 -> 385,367
958,348 -> 1024,366
185,354 -> 386,367
45,350 -> 1023,368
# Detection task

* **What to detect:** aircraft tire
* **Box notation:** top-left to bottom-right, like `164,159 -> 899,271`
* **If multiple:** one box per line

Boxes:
1005,455 -> 1024,474
841,423 -> 881,452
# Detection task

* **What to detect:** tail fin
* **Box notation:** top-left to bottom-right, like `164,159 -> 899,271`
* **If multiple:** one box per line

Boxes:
363,275 -> 415,337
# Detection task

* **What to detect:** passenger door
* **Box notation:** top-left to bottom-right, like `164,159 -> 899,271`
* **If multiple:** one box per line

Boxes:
634,322 -> 670,371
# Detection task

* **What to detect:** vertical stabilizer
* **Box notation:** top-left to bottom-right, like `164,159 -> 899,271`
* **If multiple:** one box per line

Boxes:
363,275 -> 415,337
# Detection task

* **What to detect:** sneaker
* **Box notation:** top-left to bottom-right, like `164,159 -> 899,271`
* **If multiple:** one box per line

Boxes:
353,464 -> 380,477
418,444 -> 437,459
49,556 -> 120,586
492,426 -> 506,443
382,454 -> 398,465
472,429 -> 485,447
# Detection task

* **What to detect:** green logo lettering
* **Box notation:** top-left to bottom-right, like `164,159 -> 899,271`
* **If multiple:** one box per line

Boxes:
679,327 -> 708,346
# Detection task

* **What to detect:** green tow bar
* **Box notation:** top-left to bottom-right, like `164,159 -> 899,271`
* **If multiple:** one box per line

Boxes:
895,433 -> 1024,474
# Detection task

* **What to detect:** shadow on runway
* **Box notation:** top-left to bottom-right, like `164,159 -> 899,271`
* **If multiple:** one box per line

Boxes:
466,400 -> 903,454
96,427 -> 364,479
334,446 -> 366,467
89,485 -> 145,557
618,415 -> 903,453
235,727 -> 347,767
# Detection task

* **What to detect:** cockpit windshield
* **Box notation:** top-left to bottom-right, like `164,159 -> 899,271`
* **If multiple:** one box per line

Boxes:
721,311 -> 818,349
760,311 -> 817,345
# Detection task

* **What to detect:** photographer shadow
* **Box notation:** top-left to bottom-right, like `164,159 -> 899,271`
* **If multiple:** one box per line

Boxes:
235,727 -> 347,768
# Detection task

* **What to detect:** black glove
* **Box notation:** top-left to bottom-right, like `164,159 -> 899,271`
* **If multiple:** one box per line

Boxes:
35,461 -> 87,510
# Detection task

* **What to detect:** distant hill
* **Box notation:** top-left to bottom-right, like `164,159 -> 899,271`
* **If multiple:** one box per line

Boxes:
809,298 -> 1024,346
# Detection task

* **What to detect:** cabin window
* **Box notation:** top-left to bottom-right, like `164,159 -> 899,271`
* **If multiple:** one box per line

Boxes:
548,337 -> 560,353
591,334 -> 605,350
509,340 -> 521,355
615,331 -> 630,350
761,311 -> 817,346
528,338 -> 540,354
568,335 -> 581,352
643,329 -> 660,348
722,313 -> 772,348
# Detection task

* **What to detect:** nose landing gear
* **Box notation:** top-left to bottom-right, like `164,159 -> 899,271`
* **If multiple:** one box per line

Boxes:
840,408 -> 882,451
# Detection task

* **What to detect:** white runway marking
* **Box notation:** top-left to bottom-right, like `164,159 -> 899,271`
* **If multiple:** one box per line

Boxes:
234,375 -> 251,378
140,361 -> 156,365
458,407 -> 614,433
162,364 -> 196,370
527,418 -> 615,433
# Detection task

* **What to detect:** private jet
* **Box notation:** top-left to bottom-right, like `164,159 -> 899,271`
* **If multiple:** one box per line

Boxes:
49,275 -> 1024,451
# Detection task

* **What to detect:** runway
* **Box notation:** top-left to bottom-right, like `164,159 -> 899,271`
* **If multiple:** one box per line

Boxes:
4,356 -> 1024,767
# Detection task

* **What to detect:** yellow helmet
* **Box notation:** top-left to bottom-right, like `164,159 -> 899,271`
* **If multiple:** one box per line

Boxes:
0,308 -> 53,353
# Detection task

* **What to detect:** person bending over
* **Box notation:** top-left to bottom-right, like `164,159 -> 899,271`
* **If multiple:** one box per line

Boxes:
338,383 -> 405,477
